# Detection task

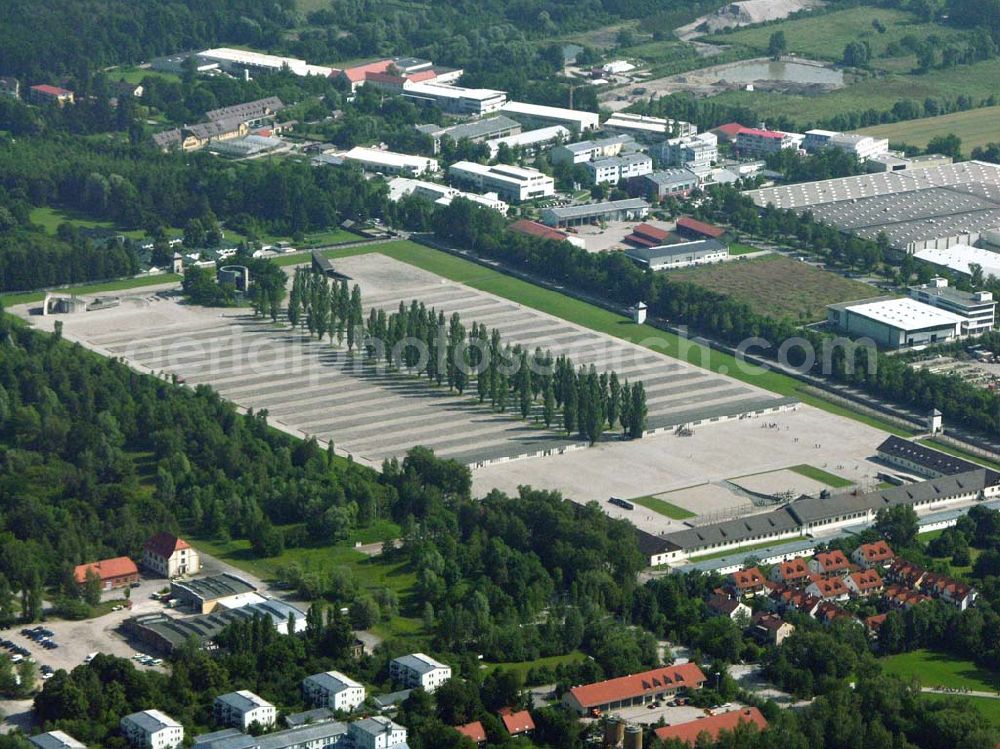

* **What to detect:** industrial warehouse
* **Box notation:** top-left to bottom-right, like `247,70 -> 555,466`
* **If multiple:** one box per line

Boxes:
745,161 -> 1000,253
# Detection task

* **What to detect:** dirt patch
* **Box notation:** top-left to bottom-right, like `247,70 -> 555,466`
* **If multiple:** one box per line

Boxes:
675,0 -> 826,41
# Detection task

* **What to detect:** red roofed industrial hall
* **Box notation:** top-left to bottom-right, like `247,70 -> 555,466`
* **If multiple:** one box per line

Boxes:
562,663 -> 706,715
654,707 -> 768,745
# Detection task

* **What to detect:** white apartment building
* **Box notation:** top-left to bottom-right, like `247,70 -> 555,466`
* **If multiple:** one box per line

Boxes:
213,690 -> 277,731
348,717 -> 408,749
302,670 -> 367,712
448,161 -> 555,202
735,128 -> 799,157
585,153 -> 652,185
402,82 -> 507,115
341,147 -> 438,177
485,125 -> 569,158
389,653 -> 452,692
803,129 -> 888,161
121,710 -> 184,749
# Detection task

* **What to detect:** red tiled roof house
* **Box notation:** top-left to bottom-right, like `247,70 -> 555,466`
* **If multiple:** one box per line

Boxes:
74,556 -> 139,590
851,541 -> 895,569
143,532 -> 201,578
654,707 -> 767,746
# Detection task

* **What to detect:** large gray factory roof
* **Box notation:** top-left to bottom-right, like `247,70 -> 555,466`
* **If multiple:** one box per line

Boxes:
744,161 -> 1000,249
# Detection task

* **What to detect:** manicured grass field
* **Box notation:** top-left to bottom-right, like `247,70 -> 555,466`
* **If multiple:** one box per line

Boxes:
859,106 -> 1000,152
788,464 -> 854,488
113,66 -> 180,85
709,7 -> 964,63
881,649 -> 1000,692
665,254 -> 876,322
482,651 -> 587,680
30,206 -> 150,239
630,495 -> 697,520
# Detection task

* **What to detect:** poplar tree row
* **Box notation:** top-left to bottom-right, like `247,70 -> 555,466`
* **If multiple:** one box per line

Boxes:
364,297 -> 649,444
287,268 -> 364,351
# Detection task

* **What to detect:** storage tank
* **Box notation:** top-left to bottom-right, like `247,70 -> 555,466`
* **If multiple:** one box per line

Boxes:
218,265 -> 250,292
623,724 -> 643,749
604,717 -> 625,747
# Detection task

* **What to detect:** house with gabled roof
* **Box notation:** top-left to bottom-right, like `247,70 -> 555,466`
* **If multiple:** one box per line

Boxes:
498,708 -> 534,737
728,567 -> 767,597
454,721 -> 486,746
851,541 -> 895,570
143,532 -> 200,578
769,557 -> 811,586
806,574 -> 850,602
562,663 -> 706,715
809,550 -> 850,577
846,569 -> 884,597
654,707 -> 767,746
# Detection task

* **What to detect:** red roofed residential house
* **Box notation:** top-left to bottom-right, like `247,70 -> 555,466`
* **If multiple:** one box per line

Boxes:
815,602 -> 853,626
562,663 -> 707,715
454,721 -> 486,746
337,60 -> 395,91
851,541 -> 895,570
769,558 -> 811,587
809,550 -> 850,577
728,567 -> 767,597
498,708 -> 534,737
29,84 -> 74,106
675,216 -> 725,240
846,569 -> 884,597
921,572 -> 977,610
74,557 -> 139,590
751,613 -> 795,646
882,584 -> 932,610
769,586 -> 821,618
806,575 -> 850,602
143,532 -> 201,578
706,594 -> 751,621
865,613 -> 888,639
653,707 -> 768,746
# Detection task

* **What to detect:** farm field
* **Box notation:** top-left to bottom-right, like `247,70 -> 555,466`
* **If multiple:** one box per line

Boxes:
881,649 -> 1000,692
859,106 -> 1000,152
710,57 -> 1000,127
665,254 -> 876,322
707,7 -> 965,62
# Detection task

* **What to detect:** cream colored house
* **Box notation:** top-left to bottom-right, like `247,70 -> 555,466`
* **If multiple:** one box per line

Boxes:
143,532 -> 200,578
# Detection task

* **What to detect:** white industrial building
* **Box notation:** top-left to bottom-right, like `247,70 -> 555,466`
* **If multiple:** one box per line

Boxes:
387,177 -> 508,213
196,48 -> 335,77
302,671 -> 367,712
549,135 -> 633,165
389,653 -> 452,692
625,239 -> 729,270
826,297 -> 965,348
121,710 -> 184,749
735,127 -> 801,157
402,81 -> 506,115
585,152 -> 652,185
341,147 -> 439,177
908,278 -> 995,335
448,161 -> 555,202
803,129 -> 889,161
655,132 -> 718,171
500,101 -> 600,132
485,125 -> 569,158
540,198 -> 649,227
349,717 -> 408,749
603,113 -> 696,142
214,691 -> 277,731
913,244 -> 1000,282
602,60 -> 636,75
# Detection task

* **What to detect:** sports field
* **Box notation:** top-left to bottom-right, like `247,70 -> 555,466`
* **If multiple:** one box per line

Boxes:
665,254 -> 876,322
859,106 -> 1000,152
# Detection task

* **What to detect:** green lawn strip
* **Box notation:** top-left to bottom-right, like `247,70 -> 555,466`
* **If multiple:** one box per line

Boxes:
482,651 -> 587,679
630,495 -> 696,520
922,439 -> 1000,471
689,537 -> 808,562
881,649 -> 1000,692
918,528 -> 945,542
1,273 -> 181,307
728,243 -> 765,256
787,464 -> 854,488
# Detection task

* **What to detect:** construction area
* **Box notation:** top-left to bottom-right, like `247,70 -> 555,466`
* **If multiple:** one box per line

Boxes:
674,0 -> 826,40
15,253 -> 792,470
